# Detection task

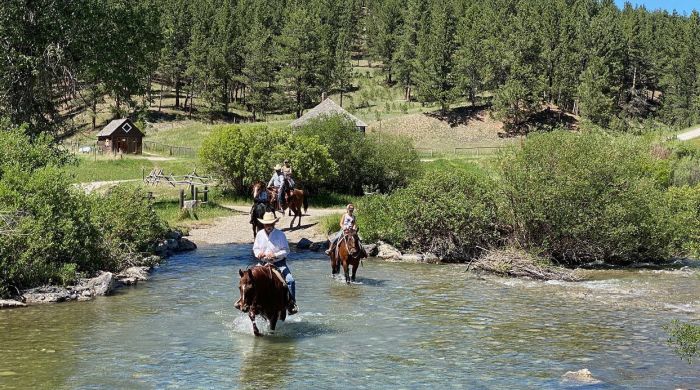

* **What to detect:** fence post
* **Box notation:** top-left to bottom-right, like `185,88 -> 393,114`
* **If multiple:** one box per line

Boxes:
203,185 -> 208,203
194,186 -> 199,202
190,184 -> 195,200
179,189 -> 185,209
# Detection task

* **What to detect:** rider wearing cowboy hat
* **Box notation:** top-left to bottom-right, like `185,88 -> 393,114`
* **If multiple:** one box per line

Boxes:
252,211 -> 298,315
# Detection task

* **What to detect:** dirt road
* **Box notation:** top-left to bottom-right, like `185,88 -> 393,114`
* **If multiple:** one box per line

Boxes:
187,205 -> 343,245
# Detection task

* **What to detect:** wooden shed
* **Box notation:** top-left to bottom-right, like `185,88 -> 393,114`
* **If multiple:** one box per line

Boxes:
290,97 -> 368,132
97,118 -> 144,154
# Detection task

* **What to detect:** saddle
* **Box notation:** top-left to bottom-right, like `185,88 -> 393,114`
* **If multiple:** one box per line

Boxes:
258,263 -> 287,287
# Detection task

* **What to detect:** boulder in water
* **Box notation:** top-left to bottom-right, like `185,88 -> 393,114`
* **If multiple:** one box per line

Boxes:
561,369 -> 601,384
363,244 -> 378,257
0,299 -> 26,309
297,238 -> 313,250
400,253 -> 424,262
22,286 -> 71,304
176,238 -> 197,252
376,241 -> 401,260
86,272 -> 116,296
423,253 -> 440,264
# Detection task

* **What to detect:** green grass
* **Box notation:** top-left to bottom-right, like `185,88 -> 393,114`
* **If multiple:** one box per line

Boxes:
153,200 -> 237,226
318,213 -> 343,235
70,154 -> 200,183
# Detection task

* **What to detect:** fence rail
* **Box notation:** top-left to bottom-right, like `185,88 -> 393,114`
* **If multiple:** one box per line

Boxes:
142,141 -> 195,157
417,145 -> 514,159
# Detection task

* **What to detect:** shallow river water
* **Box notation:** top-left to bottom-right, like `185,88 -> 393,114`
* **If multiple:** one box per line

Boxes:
1,244 -> 699,389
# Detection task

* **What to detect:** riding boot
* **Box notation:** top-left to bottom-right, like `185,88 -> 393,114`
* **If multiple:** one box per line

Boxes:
287,293 -> 298,315
324,241 -> 335,256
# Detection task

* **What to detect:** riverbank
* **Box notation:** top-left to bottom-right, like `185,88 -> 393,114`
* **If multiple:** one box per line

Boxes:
0,234 -> 197,309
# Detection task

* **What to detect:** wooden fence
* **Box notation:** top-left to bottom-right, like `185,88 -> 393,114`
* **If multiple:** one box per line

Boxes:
417,145 -> 513,159
142,141 -> 196,157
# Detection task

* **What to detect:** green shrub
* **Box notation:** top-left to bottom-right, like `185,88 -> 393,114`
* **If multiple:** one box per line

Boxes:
664,320 -> 700,364
0,128 -> 169,297
665,185 -> 700,258
359,165 -> 501,260
199,125 -> 337,194
92,185 -> 168,253
499,131 -> 673,265
295,115 -> 420,194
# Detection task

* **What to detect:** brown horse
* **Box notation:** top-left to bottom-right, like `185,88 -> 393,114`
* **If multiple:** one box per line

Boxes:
272,177 -> 308,229
330,230 -> 365,284
234,265 -> 289,336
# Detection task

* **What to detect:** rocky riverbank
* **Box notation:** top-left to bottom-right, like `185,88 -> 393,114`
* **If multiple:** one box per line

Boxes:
0,233 -> 197,309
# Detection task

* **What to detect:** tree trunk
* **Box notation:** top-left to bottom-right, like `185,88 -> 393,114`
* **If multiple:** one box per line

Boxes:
158,83 -> 164,111
175,75 -> 181,108
223,78 -> 229,113
92,98 -> 97,130
340,90 -> 344,107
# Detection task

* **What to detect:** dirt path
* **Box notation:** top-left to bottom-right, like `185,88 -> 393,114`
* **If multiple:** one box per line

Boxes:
187,205 -> 343,245
77,179 -> 140,193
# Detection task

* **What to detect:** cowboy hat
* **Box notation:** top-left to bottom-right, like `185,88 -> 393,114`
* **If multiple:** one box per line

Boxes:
257,211 -> 280,225
274,164 -> 282,170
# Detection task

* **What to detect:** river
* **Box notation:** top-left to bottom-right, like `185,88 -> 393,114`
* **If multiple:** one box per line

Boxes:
1,244 -> 699,389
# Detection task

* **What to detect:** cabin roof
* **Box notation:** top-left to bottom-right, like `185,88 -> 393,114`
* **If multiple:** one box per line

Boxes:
97,118 -> 143,137
290,98 -> 368,128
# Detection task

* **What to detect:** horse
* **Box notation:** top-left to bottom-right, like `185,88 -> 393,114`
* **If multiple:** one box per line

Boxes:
330,229 -> 365,284
251,181 -> 275,238
234,265 -> 289,336
270,178 -> 309,229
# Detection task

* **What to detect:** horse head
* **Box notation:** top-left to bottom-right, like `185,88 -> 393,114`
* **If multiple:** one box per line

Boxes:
236,268 -> 256,313
252,181 -> 263,199
344,230 -> 361,257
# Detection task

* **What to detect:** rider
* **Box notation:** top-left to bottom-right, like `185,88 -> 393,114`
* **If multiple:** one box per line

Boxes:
267,164 -> 285,211
282,159 -> 295,190
250,183 -> 269,224
325,203 -> 362,256
252,211 -> 298,315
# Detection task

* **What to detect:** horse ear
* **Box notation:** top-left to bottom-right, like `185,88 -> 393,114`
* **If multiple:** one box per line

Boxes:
247,269 -> 254,279
239,269 -> 244,277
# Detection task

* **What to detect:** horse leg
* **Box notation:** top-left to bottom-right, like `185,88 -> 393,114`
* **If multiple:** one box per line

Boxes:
289,213 -> 296,230
331,253 -> 338,275
296,208 -> 302,228
249,311 -> 261,337
269,313 -> 278,332
343,260 -> 350,284
351,261 -> 358,282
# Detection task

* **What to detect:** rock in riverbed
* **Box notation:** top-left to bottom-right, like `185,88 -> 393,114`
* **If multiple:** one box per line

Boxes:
561,369 -> 601,384
363,243 -> 378,257
85,272 -> 116,296
400,253 -> 424,262
376,241 -> 402,260
297,238 -> 313,250
0,299 -> 26,308
22,286 -> 71,304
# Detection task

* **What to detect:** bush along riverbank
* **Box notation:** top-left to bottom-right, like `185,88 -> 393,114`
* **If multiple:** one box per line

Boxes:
357,130 -> 700,277
0,127 -> 194,308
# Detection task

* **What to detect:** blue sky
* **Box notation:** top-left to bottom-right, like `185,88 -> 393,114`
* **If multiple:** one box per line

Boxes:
614,0 -> 697,14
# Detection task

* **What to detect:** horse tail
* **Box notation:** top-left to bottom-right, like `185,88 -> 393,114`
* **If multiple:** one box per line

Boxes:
303,190 -> 308,213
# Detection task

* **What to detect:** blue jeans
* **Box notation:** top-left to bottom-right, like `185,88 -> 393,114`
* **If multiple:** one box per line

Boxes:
277,184 -> 285,210
260,259 -> 295,300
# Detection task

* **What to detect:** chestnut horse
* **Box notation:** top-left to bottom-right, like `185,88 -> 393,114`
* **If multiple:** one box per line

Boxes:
330,230 -> 366,284
234,265 -> 289,336
266,178 -> 309,230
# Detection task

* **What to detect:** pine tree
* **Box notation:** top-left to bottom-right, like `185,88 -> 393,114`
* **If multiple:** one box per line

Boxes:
243,10 -> 278,121
414,0 -> 457,113
277,4 -> 321,118
393,0 -> 426,101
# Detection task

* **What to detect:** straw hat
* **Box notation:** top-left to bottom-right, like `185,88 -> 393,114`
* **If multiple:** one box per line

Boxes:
274,164 -> 282,170
257,212 -> 280,225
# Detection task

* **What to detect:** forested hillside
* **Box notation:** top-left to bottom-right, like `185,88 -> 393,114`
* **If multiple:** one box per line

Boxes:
1,0 -> 699,135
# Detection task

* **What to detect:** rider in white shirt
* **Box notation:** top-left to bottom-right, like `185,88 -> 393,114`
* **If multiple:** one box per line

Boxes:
252,212 -> 298,314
